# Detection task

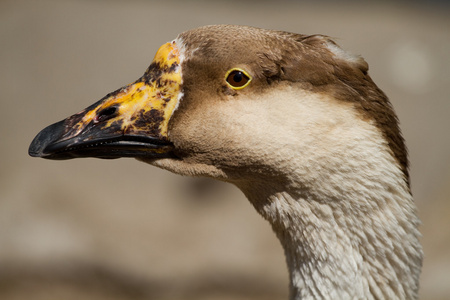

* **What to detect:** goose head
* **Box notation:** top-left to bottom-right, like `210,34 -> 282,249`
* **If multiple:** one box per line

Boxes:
29,25 -> 422,299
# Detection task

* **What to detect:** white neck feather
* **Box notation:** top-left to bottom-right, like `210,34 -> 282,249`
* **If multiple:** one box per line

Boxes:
233,92 -> 422,299
152,87 -> 423,299
239,157 -> 421,299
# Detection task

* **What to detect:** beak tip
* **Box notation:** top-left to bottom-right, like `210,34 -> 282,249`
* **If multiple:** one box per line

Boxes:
28,133 -> 47,158
28,149 -> 41,158
28,120 -> 66,158
28,139 -> 46,157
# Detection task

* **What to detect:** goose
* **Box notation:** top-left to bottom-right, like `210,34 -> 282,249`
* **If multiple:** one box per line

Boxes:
29,25 -> 423,299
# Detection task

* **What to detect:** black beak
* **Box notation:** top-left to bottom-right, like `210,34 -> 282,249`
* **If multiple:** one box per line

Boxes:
29,41 -> 183,161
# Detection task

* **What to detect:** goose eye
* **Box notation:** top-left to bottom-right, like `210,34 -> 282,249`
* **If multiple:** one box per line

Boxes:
225,69 -> 252,89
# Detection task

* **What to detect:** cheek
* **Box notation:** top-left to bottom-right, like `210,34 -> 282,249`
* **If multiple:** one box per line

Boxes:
169,101 -> 250,159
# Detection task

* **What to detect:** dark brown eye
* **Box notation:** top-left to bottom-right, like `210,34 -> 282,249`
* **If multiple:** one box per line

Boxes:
225,69 -> 252,89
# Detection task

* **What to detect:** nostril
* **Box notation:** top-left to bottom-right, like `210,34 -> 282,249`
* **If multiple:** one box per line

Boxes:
94,106 -> 118,123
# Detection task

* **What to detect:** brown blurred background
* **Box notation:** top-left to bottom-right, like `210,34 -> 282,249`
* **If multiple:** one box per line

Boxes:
1,0 -> 449,299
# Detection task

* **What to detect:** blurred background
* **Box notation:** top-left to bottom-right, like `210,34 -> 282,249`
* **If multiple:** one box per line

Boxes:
1,0 -> 449,299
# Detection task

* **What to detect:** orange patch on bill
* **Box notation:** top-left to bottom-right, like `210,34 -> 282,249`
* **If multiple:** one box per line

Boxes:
72,41 -> 182,139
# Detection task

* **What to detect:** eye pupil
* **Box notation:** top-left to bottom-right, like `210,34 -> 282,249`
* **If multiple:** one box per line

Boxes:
233,72 -> 243,83
226,69 -> 251,89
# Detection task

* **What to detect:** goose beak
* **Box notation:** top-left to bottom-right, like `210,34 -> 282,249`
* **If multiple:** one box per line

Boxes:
29,42 -> 182,160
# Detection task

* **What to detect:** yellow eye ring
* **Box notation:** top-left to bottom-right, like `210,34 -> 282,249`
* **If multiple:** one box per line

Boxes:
225,68 -> 252,90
